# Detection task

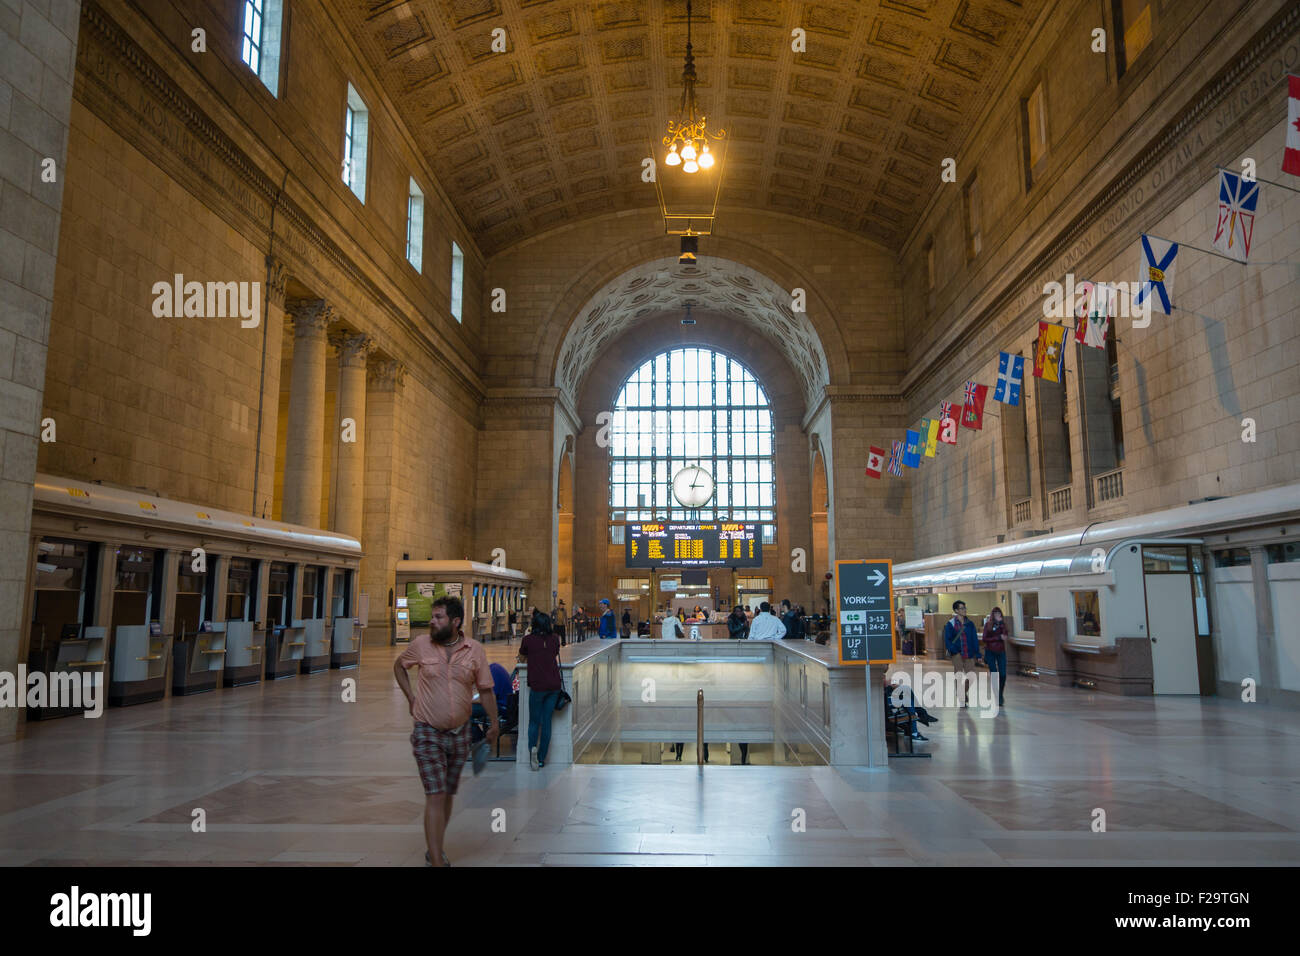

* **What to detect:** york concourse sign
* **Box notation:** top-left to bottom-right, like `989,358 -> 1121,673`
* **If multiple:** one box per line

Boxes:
834,559 -> 895,665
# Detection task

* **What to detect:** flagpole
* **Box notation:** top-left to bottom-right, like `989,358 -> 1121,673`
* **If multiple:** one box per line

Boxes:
1214,165 -> 1300,195
1143,233 -> 1292,266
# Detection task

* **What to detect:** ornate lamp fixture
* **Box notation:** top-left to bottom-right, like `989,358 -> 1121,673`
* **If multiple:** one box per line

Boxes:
655,0 -> 726,252
662,1 -> 723,175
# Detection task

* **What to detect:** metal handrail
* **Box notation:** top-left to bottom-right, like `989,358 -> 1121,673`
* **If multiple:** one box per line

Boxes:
696,689 -> 704,766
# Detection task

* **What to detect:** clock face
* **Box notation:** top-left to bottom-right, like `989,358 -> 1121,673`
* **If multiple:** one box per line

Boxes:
672,465 -> 714,508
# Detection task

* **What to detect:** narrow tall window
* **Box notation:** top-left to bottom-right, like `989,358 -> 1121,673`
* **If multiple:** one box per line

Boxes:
963,174 -> 981,260
1114,0 -> 1153,77
240,0 -> 283,96
406,178 -> 424,273
343,84 -> 369,203
450,242 -> 464,322
1023,80 -> 1048,188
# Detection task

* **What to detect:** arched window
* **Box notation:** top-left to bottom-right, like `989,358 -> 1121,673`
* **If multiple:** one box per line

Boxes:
609,348 -> 775,543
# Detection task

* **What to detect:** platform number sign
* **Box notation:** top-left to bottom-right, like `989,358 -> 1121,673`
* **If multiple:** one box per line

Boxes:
835,559 -> 895,665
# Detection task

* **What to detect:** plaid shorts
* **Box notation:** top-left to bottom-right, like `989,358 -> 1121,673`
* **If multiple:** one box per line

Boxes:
410,721 -> 472,795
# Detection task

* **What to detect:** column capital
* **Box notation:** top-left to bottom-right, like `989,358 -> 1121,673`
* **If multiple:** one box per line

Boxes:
286,298 -> 335,337
265,256 -> 288,308
330,332 -> 375,368
367,359 -> 407,391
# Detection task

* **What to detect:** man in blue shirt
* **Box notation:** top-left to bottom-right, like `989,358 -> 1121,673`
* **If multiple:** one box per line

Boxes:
942,600 -> 982,707
597,599 -> 616,639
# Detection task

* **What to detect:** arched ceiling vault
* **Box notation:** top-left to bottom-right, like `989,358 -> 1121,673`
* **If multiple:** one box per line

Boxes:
338,0 -> 1048,255
555,256 -> 829,412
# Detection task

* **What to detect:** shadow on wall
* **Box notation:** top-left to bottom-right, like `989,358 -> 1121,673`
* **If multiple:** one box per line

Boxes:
1134,358 -> 1156,447
1199,308 -> 1242,418
885,471 -> 905,515
961,449 -> 970,514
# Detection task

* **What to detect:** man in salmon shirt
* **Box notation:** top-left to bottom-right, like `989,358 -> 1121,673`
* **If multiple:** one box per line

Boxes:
393,595 -> 497,867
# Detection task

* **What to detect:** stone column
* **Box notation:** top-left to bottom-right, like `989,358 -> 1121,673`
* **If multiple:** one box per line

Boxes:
362,359 -> 406,634
281,300 -> 333,528
252,257 -> 288,520
1248,546 -> 1277,703
330,332 -> 373,541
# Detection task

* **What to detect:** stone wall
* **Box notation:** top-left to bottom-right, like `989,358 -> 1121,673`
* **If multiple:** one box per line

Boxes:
1,0 -> 83,736
897,0 -> 1300,558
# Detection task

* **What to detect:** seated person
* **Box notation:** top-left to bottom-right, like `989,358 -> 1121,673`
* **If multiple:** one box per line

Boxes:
884,677 -> 938,741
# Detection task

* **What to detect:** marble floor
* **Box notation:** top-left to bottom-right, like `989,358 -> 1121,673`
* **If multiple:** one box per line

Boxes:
1,642 -> 1298,866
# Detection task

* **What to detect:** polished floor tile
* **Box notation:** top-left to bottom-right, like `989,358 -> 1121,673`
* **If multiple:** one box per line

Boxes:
1,642 -> 1297,866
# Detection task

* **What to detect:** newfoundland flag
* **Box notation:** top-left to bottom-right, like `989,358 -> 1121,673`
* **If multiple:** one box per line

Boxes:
865,446 -> 885,479
961,381 -> 989,430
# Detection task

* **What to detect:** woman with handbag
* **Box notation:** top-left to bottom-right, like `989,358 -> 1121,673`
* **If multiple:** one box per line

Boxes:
517,611 -> 564,770
981,606 -> 1009,708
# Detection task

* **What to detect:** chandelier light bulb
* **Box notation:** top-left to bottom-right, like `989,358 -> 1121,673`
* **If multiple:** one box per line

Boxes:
681,142 -> 697,161
665,147 -> 681,166
683,159 -> 699,173
699,147 -> 714,169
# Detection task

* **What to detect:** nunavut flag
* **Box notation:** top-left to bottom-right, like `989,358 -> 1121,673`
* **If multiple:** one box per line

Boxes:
1212,170 -> 1258,262
865,446 -> 886,479
961,381 -> 989,430
938,400 -> 958,445
903,429 -> 922,468
1034,322 -> 1068,382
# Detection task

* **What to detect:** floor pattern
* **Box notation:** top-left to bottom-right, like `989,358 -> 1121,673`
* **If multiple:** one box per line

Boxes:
1,641 -> 1298,866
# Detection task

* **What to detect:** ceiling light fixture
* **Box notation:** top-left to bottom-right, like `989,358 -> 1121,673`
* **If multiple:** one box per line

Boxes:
663,1 -> 725,177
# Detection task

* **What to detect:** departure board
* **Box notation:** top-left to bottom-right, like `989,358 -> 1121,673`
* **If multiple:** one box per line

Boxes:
625,522 -> 762,568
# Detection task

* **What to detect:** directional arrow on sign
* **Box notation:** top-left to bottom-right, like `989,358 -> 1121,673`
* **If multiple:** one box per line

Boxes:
869,569 -> 885,586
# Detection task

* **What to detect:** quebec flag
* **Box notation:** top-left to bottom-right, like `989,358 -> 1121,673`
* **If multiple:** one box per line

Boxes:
993,352 -> 1024,406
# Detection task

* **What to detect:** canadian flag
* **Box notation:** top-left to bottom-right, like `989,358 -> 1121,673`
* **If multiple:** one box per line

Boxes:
865,446 -> 885,479
1286,74 -> 1300,177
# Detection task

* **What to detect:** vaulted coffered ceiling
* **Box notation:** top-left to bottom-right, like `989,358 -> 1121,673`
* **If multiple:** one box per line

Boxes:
340,0 -> 1047,255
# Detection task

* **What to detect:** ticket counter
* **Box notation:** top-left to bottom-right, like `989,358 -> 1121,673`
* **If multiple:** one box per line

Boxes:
393,560 -> 530,644
107,546 -> 171,706
26,538 -> 105,720
220,557 -> 264,687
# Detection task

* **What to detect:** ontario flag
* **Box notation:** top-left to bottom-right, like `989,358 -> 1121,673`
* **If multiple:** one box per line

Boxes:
1284,74 -> 1300,176
888,441 -> 903,477
1034,322 -> 1068,382
865,445 -> 886,479
961,381 -> 989,430
938,400 -> 958,445
1212,169 -> 1259,262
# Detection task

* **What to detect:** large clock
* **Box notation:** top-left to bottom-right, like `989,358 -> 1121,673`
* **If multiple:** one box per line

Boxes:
672,465 -> 714,508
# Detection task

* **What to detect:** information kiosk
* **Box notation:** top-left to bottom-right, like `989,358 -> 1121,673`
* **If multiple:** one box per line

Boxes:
393,560 -> 531,644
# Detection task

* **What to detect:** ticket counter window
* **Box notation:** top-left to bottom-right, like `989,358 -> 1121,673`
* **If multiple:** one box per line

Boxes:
472,584 -> 480,615
226,558 -> 258,621
331,569 -> 352,618
1072,591 -> 1101,638
31,538 -> 99,649
175,563 -> 207,637
1019,592 -> 1039,630
267,562 -> 293,627
112,547 -> 162,630
300,566 -> 324,619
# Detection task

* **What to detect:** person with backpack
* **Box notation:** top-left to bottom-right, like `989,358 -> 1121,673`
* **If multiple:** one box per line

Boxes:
621,608 -> 633,639
942,600 -> 982,707
981,606 -> 1009,708
517,610 -> 563,770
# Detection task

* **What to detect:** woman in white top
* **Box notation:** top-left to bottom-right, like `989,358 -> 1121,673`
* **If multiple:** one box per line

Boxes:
661,613 -> 686,640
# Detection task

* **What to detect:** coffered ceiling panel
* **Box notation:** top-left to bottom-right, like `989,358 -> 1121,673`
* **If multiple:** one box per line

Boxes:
336,0 -> 1047,255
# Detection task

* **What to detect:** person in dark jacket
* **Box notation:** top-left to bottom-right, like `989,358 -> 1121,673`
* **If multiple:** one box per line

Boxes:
981,606 -> 1008,707
727,605 -> 748,639
517,611 -> 563,770
942,600 -> 982,706
620,609 -> 632,638
780,599 -> 802,640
